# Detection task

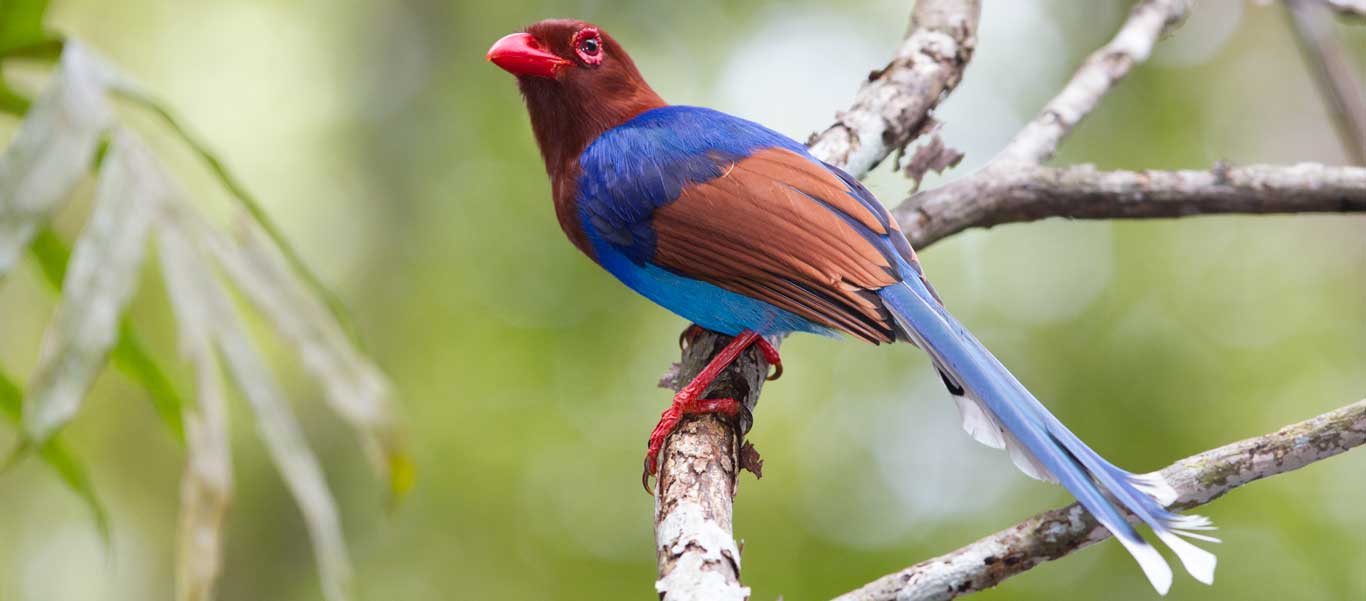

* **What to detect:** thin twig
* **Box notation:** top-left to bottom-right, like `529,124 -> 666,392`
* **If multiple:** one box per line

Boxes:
1285,0 -> 1366,164
833,398 -> 1366,601
996,0 -> 1188,165
894,0 -> 1191,238
652,2 -> 984,598
897,162 -> 1366,248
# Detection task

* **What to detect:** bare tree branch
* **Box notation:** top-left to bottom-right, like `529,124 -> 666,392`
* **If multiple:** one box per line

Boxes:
898,162 -> 1366,248
652,2 -> 983,598
653,334 -> 766,601
1322,0 -> 1366,19
1285,0 -> 1366,164
892,0 -> 1192,237
652,0 -> 1366,599
833,398 -> 1366,601
849,2 -> 1366,595
996,0 -> 1188,165
807,0 -> 982,177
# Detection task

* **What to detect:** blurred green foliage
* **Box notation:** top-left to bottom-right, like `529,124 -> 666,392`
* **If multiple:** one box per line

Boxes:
1,0 -> 1365,600
0,363 -> 108,543
0,0 -> 50,54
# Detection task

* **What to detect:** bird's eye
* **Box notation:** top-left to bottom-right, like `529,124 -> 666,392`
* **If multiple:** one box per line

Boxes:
572,28 -> 604,65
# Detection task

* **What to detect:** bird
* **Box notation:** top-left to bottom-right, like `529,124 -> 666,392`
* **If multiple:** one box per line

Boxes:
487,18 -> 1216,594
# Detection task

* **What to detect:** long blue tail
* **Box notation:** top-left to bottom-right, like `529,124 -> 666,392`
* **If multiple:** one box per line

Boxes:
879,279 -> 1216,594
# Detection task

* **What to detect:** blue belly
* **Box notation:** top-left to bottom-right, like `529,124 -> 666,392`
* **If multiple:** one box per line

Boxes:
588,235 -> 832,338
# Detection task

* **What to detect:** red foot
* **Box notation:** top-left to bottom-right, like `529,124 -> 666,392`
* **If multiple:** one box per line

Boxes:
642,395 -> 741,491
644,330 -> 785,493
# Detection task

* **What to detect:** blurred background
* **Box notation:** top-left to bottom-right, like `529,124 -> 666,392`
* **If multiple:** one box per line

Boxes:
1,0 -> 1365,599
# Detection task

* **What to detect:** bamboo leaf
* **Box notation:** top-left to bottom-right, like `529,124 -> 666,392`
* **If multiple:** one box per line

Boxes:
173,360 -> 231,601
4,39 -> 364,599
0,362 -> 110,540
161,204 -> 351,601
0,42 -> 114,279
217,319 -> 352,601
208,217 -> 411,500
112,320 -> 188,441
217,325 -> 351,601
157,213 -> 232,601
31,227 -> 188,442
23,130 -> 159,442
112,88 -> 366,350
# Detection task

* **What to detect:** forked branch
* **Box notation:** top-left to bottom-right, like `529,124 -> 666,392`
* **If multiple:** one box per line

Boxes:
651,0 -> 1366,599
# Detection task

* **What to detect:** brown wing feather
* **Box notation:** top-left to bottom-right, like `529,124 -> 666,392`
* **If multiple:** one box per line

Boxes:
651,148 -> 903,343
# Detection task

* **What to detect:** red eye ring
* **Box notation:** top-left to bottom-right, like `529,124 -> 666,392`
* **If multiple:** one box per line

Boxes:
572,27 -> 603,66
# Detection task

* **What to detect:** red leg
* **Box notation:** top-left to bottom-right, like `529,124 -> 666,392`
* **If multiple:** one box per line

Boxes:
643,330 -> 761,492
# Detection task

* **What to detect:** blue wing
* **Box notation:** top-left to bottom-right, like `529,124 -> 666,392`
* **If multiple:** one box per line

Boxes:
575,106 -> 918,341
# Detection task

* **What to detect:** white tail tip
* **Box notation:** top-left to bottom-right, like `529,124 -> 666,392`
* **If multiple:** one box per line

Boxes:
1131,472 -> 1180,506
1157,530 -> 1218,586
1116,535 -> 1173,595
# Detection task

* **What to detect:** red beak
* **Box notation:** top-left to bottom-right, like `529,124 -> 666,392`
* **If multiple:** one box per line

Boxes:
486,33 -> 571,79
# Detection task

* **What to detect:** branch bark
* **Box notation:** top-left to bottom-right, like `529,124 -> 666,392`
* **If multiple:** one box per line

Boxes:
833,398 -> 1366,601
898,162 -> 1366,248
652,1 -> 983,598
806,0 -> 981,177
653,334 -> 770,601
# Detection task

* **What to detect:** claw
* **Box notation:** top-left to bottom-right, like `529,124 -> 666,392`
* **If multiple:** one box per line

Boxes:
765,361 -> 782,381
641,395 -> 740,492
640,330 -> 771,494
678,324 -> 704,350
755,336 -> 783,381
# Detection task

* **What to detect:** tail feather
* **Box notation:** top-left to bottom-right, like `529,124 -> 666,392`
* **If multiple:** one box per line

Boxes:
951,394 -> 1005,449
952,390 -> 1056,481
879,279 -> 1216,594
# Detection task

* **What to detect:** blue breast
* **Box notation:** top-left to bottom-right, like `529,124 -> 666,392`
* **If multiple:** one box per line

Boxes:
588,239 -> 834,337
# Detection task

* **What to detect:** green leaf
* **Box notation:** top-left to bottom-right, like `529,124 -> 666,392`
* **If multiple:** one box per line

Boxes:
0,77 -> 30,116
113,321 -> 188,441
31,227 -> 187,442
0,0 -> 51,56
0,362 -> 110,541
